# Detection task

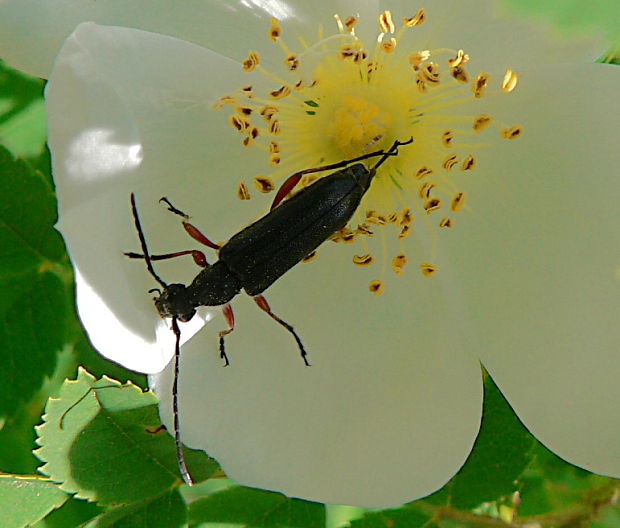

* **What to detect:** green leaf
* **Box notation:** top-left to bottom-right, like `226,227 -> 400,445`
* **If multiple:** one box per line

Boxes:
0,273 -> 68,413
427,375 -> 535,509
189,487 -> 325,528
0,475 -> 69,528
349,507 -> 436,528
35,368 -> 218,506
0,145 -> 72,416
0,60 -> 47,158
33,496 -> 102,528
0,144 -> 65,274
501,0 -> 620,40
83,490 -> 187,528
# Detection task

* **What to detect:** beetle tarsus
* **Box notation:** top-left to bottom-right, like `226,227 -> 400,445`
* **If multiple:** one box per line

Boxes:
254,295 -> 310,366
160,196 -> 190,219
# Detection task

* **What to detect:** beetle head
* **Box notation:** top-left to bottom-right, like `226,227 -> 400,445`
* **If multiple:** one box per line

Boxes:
154,283 -> 196,322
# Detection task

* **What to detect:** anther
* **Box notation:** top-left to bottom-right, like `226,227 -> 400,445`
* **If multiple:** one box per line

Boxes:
260,105 -> 278,121
451,65 -> 469,83
285,53 -> 299,71
302,250 -> 317,263
213,95 -> 236,109
439,218 -> 453,228
398,225 -> 411,239
268,18 -> 281,42
409,50 -> 431,70
424,197 -> 442,214
418,181 -> 435,199
237,182 -> 251,200
501,125 -> 523,139
254,176 -> 275,193
269,120 -> 281,135
378,11 -> 395,33
268,141 -> 280,153
369,279 -> 385,295
344,16 -> 358,30
420,262 -> 438,276
473,72 -> 490,98
403,8 -> 426,27
502,69 -> 518,92
442,130 -> 454,146
242,51 -> 260,72
391,253 -> 408,275
442,154 -> 458,170
269,154 -> 281,166
381,38 -> 397,53
353,254 -> 374,266
270,85 -> 291,99
399,207 -> 413,226
473,114 -> 492,132
229,115 -> 248,132
451,191 -> 466,211
356,223 -> 374,236
448,49 -> 469,67
416,166 -> 433,179
420,62 -> 440,84
460,155 -> 476,171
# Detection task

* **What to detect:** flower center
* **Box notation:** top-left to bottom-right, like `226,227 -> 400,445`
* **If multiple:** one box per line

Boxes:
328,95 -> 392,156
215,9 -> 522,294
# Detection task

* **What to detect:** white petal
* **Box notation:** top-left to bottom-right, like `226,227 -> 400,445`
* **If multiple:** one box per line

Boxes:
47,23 -> 267,371
0,0 -> 375,78
48,20 -> 482,506
147,228 -> 477,507
151,255 -> 482,507
450,63 -> 620,477
383,0 -> 605,75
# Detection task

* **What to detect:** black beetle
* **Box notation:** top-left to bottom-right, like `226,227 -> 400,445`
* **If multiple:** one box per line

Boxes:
127,137 -> 412,484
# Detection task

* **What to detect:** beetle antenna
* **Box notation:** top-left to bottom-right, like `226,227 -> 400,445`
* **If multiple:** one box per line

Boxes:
171,316 -> 194,485
372,137 -> 414,170
130,193 -> 168,289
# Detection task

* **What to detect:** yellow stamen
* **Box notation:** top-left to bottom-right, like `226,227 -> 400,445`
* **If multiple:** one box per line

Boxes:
460,155 -> 476,171
270,85 -> 291,99
254,176 -> 275,193
501,125 -> 523,139
369,279 -> 385,295
391,253 -> 408,275
502,69 -> 518,92
302,250 -> 317,263
451,191 -> 466,211
242,51 -> 260,71
448,49 -> 469,67
268,18 -> 281,42
473,114 -> 492,131
403,8 -> 426,27
378,11 -> 395,34
381,38 -> 397,53
420,262 -> 438,276
236,182 -> 250,200
353,254 -> 374,266
473,72 -> 490,98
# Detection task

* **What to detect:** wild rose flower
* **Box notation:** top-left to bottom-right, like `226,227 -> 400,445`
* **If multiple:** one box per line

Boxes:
1,0 -> 618,508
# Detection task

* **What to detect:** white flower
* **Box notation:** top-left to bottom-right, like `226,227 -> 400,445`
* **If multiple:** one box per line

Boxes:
2,0 -> 619,509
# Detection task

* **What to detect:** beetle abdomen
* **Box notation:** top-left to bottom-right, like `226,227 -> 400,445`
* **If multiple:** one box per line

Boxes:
220,164 -> 373,296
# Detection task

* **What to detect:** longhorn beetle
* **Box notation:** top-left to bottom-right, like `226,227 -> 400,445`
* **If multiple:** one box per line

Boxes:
127,137 -> 413,485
